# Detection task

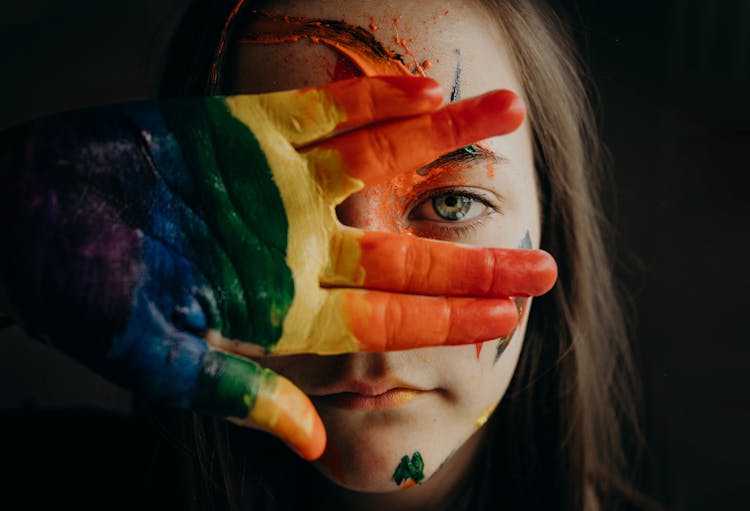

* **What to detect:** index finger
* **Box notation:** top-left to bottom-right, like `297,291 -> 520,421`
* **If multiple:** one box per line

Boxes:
303,89 -> 525,188
232,76 -> 443,146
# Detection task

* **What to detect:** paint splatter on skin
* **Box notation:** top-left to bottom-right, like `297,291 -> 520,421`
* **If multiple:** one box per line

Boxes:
450,48 -> 462,102
236,13 -> 488,235
392,452 -> 425,487
0,78 -> 557,461
518,230 -> 533,250
391,17 -> 426,76
2,7 -> 559,462
474,398 -> 501,430
493,230 -> 536,364
474,230 -> 535,362
234,11 -> 415,78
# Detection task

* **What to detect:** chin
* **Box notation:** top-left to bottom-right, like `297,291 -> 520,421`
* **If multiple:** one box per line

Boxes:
309,411 -> 448,493
314,447 -> 432,493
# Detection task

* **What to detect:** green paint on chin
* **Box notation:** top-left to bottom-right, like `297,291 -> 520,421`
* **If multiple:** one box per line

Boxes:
392,451 -> 425,486
160,98 -> 294,348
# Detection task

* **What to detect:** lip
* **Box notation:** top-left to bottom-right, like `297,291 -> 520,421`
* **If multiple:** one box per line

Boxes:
309,380 -> 431,410
312,388 -> 428,410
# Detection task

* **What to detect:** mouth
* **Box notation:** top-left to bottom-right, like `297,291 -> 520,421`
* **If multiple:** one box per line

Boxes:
309,381 -> 431,410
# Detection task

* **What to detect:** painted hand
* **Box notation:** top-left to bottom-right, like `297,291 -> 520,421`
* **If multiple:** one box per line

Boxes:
0,76 -> 557,460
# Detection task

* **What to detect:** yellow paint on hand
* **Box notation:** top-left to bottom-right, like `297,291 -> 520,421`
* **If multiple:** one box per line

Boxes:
248,373 -> 316,443
225,90 -> 365,355
320,227 -> 366,287
302,147 -> 363,201
229,88 -> 347,146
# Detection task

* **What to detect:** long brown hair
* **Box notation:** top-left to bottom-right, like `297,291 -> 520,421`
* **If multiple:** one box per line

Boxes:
158,1 -> 650,509
474,1 -> 648,508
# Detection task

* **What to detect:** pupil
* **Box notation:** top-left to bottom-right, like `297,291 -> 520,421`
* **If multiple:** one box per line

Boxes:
432,193 -> 472,221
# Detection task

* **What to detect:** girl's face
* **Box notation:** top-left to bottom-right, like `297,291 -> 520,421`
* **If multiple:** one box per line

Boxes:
228,0 -> 540,495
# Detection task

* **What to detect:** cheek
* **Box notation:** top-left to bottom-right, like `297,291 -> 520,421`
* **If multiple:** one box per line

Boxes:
452,304 -> 531,428
485,137 -> 540,243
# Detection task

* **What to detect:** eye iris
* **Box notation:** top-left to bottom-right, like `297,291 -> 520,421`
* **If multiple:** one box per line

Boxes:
432,193 -> 472,220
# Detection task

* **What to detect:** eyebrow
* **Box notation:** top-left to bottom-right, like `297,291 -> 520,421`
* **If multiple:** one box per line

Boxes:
416,144 -> 506,176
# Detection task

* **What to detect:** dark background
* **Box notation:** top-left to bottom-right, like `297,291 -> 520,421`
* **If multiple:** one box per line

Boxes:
1,1 -> 748,509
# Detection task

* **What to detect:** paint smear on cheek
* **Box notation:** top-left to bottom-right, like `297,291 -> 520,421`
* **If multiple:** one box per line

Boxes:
474,397 -> 501,430
492,230 -> 535,364
476,343 -> 484,359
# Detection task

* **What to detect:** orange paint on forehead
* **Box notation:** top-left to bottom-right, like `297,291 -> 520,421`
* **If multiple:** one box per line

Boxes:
391,17 -> 426,76
233,11 -> 494,230
235,11 -> 417,77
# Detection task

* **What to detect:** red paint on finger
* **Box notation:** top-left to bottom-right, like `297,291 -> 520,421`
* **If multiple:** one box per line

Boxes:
352,231 -> 558,297
343,290 -> 518,352
296,412 -> 327,460
316,89 -> 525,186
310,76 -> 442,133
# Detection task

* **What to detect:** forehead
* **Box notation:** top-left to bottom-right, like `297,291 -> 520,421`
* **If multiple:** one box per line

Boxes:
226,0 -> 522,100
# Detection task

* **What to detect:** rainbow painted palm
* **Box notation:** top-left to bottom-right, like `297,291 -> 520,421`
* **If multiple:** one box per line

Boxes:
0,76 -> 557,459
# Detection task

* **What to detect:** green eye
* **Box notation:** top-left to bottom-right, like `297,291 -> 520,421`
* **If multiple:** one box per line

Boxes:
432,193 -> 474,221
408,188 -> 492,225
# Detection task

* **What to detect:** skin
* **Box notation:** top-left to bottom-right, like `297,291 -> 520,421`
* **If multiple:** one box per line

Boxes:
0,75 -> 554,462
223,0 -> 543,507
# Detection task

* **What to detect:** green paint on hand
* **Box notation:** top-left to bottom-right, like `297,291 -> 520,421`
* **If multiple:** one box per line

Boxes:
160,98 -> 295,348
392,451 -> 425,485
193,349 -> 274,418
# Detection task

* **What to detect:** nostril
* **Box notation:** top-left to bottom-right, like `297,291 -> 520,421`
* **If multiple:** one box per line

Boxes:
172,294 -> 207,333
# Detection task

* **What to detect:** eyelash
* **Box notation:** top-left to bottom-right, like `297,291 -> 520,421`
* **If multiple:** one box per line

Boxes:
406,188 -> 501,239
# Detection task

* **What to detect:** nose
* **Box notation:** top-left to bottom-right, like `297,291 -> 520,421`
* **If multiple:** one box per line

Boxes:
335,188 -> 400,231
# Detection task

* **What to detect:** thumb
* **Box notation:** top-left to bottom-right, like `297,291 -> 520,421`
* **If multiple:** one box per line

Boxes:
193,350 -> 327,460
